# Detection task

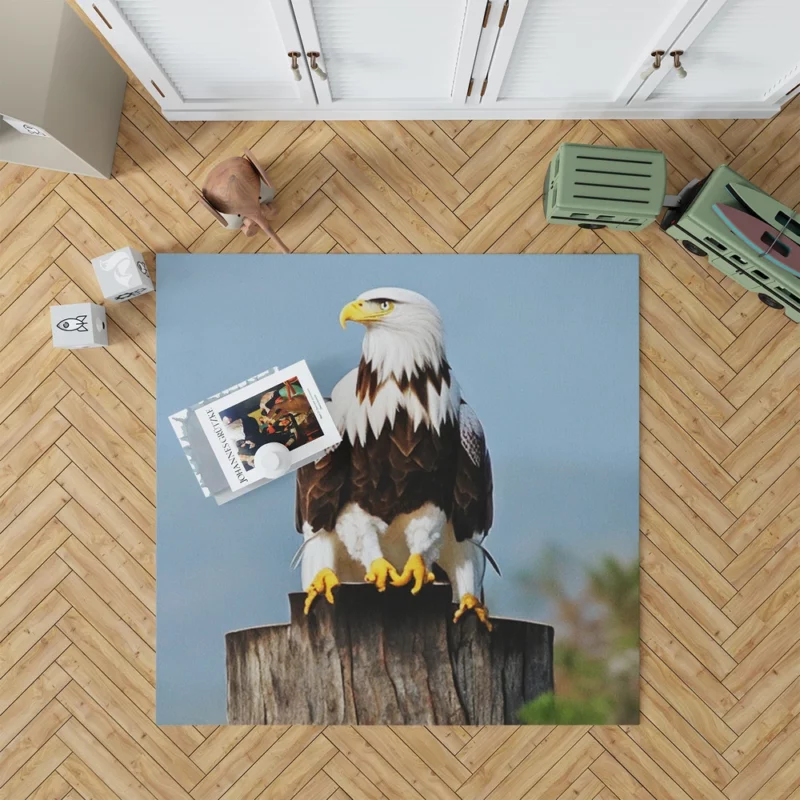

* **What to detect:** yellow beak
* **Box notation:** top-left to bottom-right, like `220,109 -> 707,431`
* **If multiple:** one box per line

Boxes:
339,300 -> 375,328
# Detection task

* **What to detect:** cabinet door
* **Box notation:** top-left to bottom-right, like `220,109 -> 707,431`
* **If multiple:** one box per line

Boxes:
289,0 -> 486,109
77,0 -> 317,112
633,0 -> 800,108
480,0 -> 706,109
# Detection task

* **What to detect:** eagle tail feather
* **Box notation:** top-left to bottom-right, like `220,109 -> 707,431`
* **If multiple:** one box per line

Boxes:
468,538 -> 502,577
290,534 -> 317,570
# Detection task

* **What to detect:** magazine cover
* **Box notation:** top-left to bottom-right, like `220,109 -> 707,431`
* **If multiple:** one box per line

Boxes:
194,360 -> 340,492
169,366 -> 280,504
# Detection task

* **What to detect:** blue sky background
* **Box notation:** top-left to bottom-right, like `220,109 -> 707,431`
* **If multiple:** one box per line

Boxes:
156,254 -> 639,723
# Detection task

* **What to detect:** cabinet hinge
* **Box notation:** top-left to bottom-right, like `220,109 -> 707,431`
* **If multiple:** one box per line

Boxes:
480,78 -> 488,97
467,78 -> 474,97
482,1 -> 492,27
499,0 -> 509,27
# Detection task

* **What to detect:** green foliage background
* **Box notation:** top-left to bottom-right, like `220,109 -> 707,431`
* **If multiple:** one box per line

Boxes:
516,545 -> 640,725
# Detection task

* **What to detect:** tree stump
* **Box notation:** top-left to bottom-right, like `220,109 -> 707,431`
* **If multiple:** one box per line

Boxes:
226,583 -> 554,724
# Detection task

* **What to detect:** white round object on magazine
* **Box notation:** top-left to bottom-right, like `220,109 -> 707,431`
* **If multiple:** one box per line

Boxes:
254,442 -> 292,478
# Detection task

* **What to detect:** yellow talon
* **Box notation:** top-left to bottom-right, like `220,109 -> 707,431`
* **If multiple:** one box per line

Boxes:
391,553 -> 436,595
365,557 -> 400,592
454,593 -> 493,631
304,568 -> 340,614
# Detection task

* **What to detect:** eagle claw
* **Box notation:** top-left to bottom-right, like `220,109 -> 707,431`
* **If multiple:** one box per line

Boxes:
304,568 -> 340,614
391,553 -> 436,595
454,594 -> 493,631
365,558 -> 400,592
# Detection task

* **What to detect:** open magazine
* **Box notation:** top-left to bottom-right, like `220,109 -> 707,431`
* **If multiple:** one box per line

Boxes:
169,360 -> 341,503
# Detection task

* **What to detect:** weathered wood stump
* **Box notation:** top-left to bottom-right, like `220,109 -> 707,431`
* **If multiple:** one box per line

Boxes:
226,583 -> 553,724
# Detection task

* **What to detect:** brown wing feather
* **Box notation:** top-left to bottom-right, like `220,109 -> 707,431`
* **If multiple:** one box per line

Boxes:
295,439 -> 351,533
347,408 -> 458,522
452,402 -> 493,542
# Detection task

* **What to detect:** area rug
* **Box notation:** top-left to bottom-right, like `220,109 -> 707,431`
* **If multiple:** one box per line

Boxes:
156,254 -> 640,725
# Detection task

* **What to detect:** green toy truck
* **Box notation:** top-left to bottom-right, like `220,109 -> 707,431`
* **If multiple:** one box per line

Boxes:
544,142 -> 800,323
660,165 -> 800,323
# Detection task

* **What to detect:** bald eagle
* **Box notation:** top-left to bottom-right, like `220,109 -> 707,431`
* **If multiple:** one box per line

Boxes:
295,288 -> 494,629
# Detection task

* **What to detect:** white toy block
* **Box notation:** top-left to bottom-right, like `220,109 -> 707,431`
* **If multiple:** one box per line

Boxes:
91,246 -> 154,302
51,303 -> 108,349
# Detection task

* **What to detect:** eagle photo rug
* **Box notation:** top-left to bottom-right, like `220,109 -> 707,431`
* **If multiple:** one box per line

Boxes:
156,254 -> 640,725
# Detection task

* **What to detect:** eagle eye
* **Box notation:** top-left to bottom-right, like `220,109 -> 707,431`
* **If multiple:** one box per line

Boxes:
380,301 -> 391,311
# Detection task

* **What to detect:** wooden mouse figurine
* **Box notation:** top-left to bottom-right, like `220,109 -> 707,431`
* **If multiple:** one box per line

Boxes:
198,148 -> 289,253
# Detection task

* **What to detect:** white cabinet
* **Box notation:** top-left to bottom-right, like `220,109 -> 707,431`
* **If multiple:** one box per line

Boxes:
631,0 -> 800,109
478,0 -> 799,115
480,0 -> 705,107
83,0 -> 317,112
289,0 -> 486,109
76,0 -> 800,120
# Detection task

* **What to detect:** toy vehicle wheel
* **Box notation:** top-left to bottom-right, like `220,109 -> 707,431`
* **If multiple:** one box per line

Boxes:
682,240 -> 707,257
578,223 -> 606,229
758,293 -> 784,310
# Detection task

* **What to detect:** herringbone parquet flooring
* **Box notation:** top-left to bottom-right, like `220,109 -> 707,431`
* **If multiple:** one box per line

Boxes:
2,61 -> 800,798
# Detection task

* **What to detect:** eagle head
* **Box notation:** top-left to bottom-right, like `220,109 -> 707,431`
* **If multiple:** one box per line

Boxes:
337,288 -> 458,442
339,288 -> 445,385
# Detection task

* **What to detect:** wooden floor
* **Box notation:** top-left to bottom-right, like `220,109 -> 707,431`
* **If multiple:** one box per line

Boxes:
2,76 -> 800,800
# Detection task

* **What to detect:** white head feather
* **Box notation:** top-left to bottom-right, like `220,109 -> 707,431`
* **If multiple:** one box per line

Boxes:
357,288 -> 445,383
339,288 -> 459,443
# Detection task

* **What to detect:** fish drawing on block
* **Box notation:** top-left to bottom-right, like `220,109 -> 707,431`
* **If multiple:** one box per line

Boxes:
56,315 -> 89,332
